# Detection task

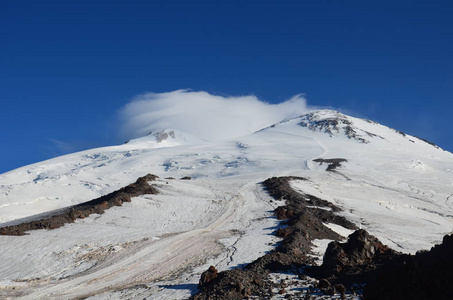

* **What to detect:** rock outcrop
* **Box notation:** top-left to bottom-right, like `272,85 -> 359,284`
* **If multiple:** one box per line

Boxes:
198,266 -> 218,290
313,158 -> 348,171
0,174 -> 159,236
321,229 -> 399,276
191,176 -> 357,299
364,234 -> 453,300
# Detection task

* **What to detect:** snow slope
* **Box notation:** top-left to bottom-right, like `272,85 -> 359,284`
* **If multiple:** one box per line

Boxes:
0,110 -> 452,299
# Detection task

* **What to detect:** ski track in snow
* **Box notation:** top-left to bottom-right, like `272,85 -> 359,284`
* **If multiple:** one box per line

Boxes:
22,229 -> 223,299
446,194 -> 453,210
305,137 -> 328,170
6,180 -> 280,300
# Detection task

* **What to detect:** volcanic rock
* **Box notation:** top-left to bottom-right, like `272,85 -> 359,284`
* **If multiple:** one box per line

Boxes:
363,234 -> 453,300
321,229 -> 398,276
198,266 -> 218,289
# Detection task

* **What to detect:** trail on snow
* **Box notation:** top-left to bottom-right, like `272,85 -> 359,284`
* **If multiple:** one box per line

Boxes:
17,181 -> 263,300
446,194 -> 453,210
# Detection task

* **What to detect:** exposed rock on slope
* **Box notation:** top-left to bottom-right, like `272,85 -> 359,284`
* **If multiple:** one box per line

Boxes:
198,266 -> 219,290
307,229 -> 402,294
364,233 -> 453,300
192,176 -> 357,299
0,174 -> 159,235
313,158 -> 348,171
321,229 -> 399,276
149,129 -> 176,142
298,111 -> 373,143
193,176 -> 452,299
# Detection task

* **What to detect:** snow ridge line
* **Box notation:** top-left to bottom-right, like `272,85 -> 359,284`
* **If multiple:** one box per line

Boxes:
0,174 -> 159,236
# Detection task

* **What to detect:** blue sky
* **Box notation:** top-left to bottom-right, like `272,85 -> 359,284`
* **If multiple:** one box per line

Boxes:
1,0 -> 452,173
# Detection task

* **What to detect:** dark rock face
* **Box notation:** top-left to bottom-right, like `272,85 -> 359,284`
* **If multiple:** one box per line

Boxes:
304,229 -> 402,294
0,174 -> 159,236
198,266 -> 218,290
364,234 -> 453,300
313,158 -> 348,171
193,268 -> 272,300
310,230 -> 453,299
321,229 -> 398,276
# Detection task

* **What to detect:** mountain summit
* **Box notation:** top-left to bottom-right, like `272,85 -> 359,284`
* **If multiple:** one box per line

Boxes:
0,110 -> 452,299
125,129 -> 207,148
268,109 -> 443,148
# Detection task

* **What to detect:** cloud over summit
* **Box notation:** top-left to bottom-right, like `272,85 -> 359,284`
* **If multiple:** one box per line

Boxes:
119,90 -> 312,141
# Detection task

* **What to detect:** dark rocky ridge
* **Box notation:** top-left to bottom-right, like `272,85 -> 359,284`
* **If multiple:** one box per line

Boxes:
363,233 -> 453,300
308,229 -> 403,295
321,230 -> 398,277
193,176 -> 453,299
192,176 -> 358,299
0,174 -> 159,236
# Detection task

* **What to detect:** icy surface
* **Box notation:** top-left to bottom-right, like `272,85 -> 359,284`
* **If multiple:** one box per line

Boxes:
0,110 -> 452,299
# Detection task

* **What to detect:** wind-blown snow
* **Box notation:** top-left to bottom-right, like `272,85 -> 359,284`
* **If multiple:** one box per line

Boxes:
0,109 -> 452,299
119,90 -> 312,141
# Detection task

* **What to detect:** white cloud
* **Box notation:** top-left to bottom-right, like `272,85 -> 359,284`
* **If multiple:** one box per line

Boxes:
119,90 -> 314,141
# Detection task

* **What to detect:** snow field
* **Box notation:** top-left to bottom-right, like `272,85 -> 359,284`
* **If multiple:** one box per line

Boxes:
1,110 -> 452,299
0,177 -> 281,299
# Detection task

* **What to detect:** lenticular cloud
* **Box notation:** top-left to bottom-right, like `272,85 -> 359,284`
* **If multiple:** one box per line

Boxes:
119,90 -> 312,141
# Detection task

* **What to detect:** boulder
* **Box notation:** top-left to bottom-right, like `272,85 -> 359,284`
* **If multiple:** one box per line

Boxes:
322,229 -> 395,275
198,266 -> 218,289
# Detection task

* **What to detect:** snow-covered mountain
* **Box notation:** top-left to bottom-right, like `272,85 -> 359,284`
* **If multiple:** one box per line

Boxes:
0,110 -> 452,299
125,129 -> 207,148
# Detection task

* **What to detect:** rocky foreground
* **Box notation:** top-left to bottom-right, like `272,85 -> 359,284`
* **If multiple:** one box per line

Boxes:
193,176 -> 453,300
1,174 -> 451,299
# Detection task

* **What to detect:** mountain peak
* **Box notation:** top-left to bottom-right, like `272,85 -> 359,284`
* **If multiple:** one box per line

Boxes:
125,129 -> 206,148
147,129 -> 177,143
297,110 -> 376,143
260,109 -> 446,151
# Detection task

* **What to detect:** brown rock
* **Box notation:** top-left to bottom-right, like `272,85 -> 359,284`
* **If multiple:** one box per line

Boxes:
321,229 -> 397,275
198,266 -> 218,289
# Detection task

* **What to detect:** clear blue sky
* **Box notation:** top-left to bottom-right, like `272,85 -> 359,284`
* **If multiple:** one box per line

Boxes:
1,0 -> 452,173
